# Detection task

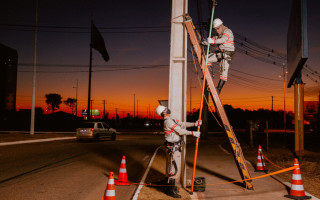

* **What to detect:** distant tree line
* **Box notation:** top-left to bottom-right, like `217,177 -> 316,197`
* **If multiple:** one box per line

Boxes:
187,104 -> 294,130
45,93 -> 76,114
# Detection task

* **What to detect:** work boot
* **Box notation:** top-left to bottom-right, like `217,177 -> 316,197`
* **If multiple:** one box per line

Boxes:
166,179 -> 181,198
216,79 -> 226,94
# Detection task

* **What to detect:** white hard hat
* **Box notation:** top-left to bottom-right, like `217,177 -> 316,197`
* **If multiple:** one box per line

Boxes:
213,18 -> 223,28
156,105 -> 166,116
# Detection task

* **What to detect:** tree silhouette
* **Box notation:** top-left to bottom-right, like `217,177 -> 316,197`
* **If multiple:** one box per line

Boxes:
45,93 -> 62,113
64,98 -> 77,114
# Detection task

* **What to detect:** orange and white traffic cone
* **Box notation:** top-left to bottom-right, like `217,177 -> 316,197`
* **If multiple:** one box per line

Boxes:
115,155 -> 130,185
103,172 -> 116,200
284,158 -> 311,199
255,145 -> 267,172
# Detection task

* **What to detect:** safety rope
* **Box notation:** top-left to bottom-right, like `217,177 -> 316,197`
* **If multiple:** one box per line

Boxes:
130,165 -> 298,187
261,153 -> 285,169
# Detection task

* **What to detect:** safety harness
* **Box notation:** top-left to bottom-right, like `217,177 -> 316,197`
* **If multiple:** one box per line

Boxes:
164,119 -> 182,177
165,139 -> 182,177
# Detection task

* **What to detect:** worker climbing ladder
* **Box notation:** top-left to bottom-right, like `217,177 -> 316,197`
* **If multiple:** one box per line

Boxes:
184,15 -> 254,190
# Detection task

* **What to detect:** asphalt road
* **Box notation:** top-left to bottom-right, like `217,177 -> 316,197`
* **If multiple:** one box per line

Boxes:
0,134 -> 164,200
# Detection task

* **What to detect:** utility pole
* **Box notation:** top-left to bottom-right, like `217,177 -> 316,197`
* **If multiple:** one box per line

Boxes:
169,0 -> 188,187
283,64 -> 287,133
115,108 -> 118,118
30,0 -> 39,135
137,100 -> 139,118
87,22 -> 94,121
90,100 -> 93,118
73,79 -> 78,116
133,94 -> 135,118
103,100 -> 106,119
272,96 -> 274,111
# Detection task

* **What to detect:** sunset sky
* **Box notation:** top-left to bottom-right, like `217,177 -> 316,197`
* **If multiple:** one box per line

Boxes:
1,0 -> 319,118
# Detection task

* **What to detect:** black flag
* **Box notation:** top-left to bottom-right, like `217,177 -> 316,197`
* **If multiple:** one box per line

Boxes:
91,21 -> 109,62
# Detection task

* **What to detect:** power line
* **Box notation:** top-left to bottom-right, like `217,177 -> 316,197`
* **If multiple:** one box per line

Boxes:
0,23 -> 170,30
18,64 -> 169,73
231,68 -> 282,82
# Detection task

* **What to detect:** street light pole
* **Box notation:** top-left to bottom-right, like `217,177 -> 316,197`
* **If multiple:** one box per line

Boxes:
30,0 -> 39,135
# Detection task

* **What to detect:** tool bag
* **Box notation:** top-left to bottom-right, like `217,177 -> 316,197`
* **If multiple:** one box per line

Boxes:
193,177 -> 206,192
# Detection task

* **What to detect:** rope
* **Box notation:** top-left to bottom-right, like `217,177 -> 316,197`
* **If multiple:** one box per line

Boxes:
130,165 -> 298,187
261,153 -> 285,169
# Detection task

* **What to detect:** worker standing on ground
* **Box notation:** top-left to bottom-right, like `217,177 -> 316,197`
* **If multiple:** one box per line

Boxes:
202,18 -> 235,94
155,105 -> 201,198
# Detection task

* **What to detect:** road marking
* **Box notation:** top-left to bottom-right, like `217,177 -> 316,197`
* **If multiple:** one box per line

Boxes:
132,145 -> 161,200
0,137 -> 76,146
218,144 -> 231,155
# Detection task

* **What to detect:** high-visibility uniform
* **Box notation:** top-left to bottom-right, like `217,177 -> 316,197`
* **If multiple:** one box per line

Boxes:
163,116 -> 196,183
207,28 -> 235,81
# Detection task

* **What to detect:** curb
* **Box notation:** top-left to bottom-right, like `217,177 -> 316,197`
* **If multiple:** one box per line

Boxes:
0,137 -> 76,146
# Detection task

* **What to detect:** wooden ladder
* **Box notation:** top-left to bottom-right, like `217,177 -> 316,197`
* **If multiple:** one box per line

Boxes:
184,15 -> 254,190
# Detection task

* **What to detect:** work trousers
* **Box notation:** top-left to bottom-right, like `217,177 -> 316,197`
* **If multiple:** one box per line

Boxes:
207,52 -> 231,81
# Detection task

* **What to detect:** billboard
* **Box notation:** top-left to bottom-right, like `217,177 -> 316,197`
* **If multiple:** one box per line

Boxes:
287,0 -> 308,88
82,109 -> 101,116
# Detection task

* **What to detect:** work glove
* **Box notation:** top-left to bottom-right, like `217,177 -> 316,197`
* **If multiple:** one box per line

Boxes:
201,38 -> 208,46
194,120 -> 202,127
192,131 -> 201,138
207,37 -> 215,44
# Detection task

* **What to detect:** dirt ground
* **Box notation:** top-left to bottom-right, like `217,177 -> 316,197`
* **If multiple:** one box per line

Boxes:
138,146 -> 192,200
235,131 -> 320,198
135,131 -> 320,199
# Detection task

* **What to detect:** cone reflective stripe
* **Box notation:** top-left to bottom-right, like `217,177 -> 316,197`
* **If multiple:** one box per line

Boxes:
284,158 -> 311,199
255,145 -> 267,172
104,172 -> 116,200
115,155 -> 130,185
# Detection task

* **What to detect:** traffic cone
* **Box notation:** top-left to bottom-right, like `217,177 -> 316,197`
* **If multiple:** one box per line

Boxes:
103,172 -> 116,200
115,155 -> 130,185
284,158 -> 311,199
255,145 -> 267,172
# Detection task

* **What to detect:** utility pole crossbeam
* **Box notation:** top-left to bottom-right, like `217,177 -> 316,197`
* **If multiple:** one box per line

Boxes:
184,16 -> 253,190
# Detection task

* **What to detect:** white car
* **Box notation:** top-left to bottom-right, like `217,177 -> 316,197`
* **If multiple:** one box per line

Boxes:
76,122 -> 117,141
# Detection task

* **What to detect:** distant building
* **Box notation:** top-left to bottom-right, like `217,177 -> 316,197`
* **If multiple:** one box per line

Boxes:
0,43 -> 18,113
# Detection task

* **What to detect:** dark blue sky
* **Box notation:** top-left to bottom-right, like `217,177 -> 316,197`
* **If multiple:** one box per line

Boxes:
1,0 -> 319,114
